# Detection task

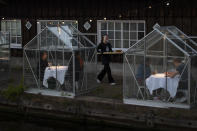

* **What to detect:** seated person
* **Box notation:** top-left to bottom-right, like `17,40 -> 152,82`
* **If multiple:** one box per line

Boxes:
37,52 -> 48,83
167,58 -> 188,102
167,58 -> 188,89
136,58 -> 151,85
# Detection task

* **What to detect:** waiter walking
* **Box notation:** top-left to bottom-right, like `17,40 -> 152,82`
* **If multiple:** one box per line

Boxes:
97,35 -> 116,85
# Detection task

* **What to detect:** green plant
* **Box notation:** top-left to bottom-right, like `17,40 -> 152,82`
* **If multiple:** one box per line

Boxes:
1,78 -> 26,101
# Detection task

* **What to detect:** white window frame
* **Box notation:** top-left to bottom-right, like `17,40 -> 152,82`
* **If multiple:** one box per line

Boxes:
97,20 -> 146,51
1,20 -> 22,49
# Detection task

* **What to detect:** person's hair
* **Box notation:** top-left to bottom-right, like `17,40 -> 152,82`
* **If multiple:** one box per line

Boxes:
41,52 -> 47,58
173,58 -> 182,63
101,34 -> 108,43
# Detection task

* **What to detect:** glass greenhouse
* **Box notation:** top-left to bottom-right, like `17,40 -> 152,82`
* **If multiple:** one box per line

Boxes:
123,24 -> 197,108
23,24 -> 97,98
0,31 -> 10,82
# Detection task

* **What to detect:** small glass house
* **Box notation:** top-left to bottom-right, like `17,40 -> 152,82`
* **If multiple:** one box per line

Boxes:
123,24 -> 197,108
0,31 -> 10,82
24,24 -> 97,98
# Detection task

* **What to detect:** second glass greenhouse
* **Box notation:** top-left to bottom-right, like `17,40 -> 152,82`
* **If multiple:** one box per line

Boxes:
123,24 -> 197,108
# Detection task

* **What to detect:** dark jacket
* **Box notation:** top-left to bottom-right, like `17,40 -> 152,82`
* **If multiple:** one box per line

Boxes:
97,42 -> 113,65
37,59 -> 48,81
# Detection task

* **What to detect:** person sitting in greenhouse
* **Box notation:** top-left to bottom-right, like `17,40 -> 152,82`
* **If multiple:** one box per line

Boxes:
97,35 -> 116,86
167,58 -> 188,89
37,52 -> 49,84
136,58 -> 151,85
167,58 -> 189,102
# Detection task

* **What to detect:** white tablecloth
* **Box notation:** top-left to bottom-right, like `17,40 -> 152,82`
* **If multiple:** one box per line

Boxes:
146,73 -> 179,98
43,66 -> 68,88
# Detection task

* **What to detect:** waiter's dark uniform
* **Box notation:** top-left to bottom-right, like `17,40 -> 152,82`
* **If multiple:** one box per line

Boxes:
97,42 -> 114,83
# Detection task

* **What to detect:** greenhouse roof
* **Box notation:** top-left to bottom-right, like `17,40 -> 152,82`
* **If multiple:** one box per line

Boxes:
24,25 -> 96,50
126,24 -> 197,57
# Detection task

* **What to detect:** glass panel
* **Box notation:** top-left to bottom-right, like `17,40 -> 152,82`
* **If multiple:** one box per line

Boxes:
123,40 -> 129,48
130,32 -> 137,40
130,23 -> 137,31
115,23 -> 121,30
11,22 -> 16,29
138,23 -> 145,31
115,40 -> 121,48
6,21 -> 11,29
108,31 -> 114,39
123,23 -> 129,31
1,21 -> 6,31
17,37 -> 22,44
101,22 -> 107,30
130,40 -> 136,47
123,32 -> 129,39
11,37 -> 16,43
11,29 -> 17,36
115,31 -> 121,39
138,32 -> 144,40
108,22 -> 114,30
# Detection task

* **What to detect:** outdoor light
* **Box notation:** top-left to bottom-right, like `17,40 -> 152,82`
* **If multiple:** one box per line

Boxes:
104,17 -> 107,20
75,21 -> 78,24
118,14 -> 122,18
37,21 -> 40,24
166,2 -> 170,6
2,17 -> 4,20
62,21 -> 65,24
89,19 -> 92,22
148,5 -> 152,9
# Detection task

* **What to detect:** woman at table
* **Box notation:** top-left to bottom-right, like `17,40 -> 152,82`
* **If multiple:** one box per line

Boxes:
37,52 -> 48,84
97,35 -> 116,86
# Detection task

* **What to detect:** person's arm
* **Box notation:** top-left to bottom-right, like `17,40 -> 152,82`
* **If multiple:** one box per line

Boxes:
109,43 -> 113,52
97,43 -> 103,53
167,71 -> 179,78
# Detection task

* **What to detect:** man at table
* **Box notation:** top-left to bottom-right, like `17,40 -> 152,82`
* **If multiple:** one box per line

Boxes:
37,52 -> 48,83
167,58 -> 188,89
167,58 -> 188,102
97,35 -> 116,85
136,58 -> 151,85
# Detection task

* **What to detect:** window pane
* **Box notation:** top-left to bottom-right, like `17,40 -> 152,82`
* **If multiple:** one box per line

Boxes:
123,40 -> 129,48
11,37 -> 16,43
16,21 -> 21,29
130,23 -> 137,31
109,40 -> 114,48
17,37 -> 22,44
130,32 -> 137,40
138,23 -> 145,31
115,31 -> 121,39
115,40 -> 121,48
138,32 -> 144,40
123,32 -> 129,39
108,31 -> 114,39
17,28 -> 21,36
11,22 -> 16,28
11,29 -> 16,36
115,23 -> 121,30
101,22 -> 107,30
123,23 -> 129,31
1,21 -> 6,31
6,21 -> 11,29
108,22 -> 114,30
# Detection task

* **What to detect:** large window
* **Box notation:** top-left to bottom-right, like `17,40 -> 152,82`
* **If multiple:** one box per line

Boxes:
1,20 -> 22,48
97,20 -> 145,50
